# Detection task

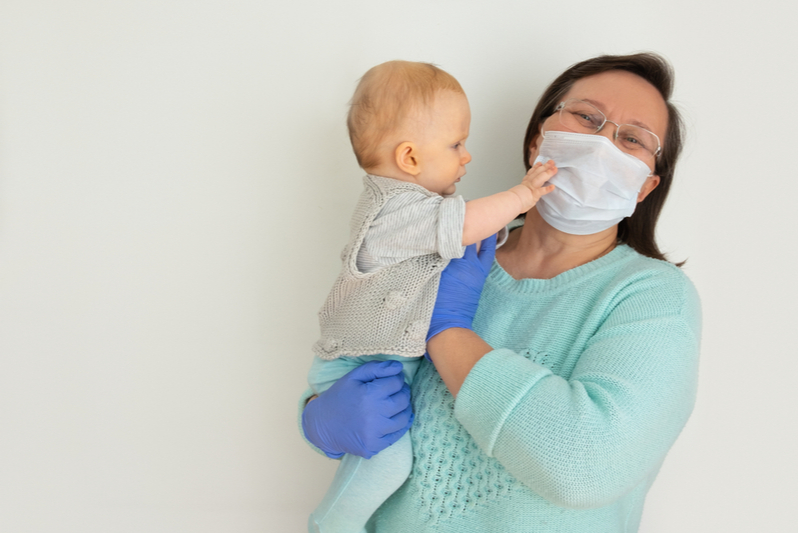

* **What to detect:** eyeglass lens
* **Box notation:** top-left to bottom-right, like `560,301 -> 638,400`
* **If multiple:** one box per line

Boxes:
559,99 -> 660,158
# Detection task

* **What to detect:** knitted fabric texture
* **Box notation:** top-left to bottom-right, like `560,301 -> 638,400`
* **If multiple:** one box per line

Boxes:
366,244 -> 702,533
313,175 -> 465,360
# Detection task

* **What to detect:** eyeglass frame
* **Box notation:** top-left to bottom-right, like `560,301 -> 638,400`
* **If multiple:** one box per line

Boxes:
553,99 -> 663,160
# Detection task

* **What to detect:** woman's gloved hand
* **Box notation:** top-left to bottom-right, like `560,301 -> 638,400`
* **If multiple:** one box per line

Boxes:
302,360 -> 413,459
427,233 -> 497,345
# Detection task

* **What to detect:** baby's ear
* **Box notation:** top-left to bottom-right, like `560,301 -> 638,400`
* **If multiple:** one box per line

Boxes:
395,142 -> 421,176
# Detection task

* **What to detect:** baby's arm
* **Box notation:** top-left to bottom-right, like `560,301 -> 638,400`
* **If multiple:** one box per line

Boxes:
462,160 -> 557,246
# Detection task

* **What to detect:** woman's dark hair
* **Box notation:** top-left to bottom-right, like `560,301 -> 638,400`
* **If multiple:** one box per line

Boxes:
522,52 -> 685,265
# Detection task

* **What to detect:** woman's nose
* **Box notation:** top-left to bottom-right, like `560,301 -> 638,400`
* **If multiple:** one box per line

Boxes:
596,122 -> 617,143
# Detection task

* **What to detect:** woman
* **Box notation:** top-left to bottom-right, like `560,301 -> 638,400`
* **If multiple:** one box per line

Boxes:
301,52 -> 701,533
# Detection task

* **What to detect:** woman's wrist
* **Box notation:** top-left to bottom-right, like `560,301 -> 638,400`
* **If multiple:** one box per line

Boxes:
427,328 -> 493,397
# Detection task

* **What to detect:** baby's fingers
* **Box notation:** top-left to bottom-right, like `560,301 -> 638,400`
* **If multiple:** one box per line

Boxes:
524,160 -> 558,187
538,183 -> 556,197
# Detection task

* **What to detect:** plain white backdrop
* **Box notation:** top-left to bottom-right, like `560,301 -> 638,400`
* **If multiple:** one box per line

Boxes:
0,1 -> 796,532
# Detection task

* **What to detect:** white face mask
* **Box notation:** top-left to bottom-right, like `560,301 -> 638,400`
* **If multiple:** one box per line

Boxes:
533,131 -> 652,235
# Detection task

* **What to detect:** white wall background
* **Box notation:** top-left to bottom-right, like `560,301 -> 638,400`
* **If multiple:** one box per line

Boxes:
0,1 -> 796,532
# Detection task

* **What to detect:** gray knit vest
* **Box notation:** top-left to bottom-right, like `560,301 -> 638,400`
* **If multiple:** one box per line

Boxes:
313,176 -> 451,360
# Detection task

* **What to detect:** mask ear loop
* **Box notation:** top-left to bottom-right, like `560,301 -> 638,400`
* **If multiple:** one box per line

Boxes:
642,162 -> 656,189
527,125 -> 548,167
534,125 -> 548,160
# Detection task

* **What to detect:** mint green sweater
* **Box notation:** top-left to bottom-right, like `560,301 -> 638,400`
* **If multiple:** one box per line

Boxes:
366,244 -> 701,533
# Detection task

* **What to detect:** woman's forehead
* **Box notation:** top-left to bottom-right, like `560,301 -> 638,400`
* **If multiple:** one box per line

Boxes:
562,71 -> 668,139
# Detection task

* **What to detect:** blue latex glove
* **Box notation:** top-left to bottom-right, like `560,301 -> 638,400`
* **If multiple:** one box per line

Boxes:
427,233 -> 497,346
302,360 -> 413,459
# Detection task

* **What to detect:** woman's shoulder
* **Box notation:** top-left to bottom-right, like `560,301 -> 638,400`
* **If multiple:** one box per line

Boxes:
616,245 -> 686,275
611,245 -> 701,321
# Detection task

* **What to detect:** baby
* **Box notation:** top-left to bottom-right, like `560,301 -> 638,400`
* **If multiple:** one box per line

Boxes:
305,60 -> 555,533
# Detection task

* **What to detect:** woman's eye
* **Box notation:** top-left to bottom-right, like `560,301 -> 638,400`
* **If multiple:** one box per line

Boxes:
572,111 -> 601,127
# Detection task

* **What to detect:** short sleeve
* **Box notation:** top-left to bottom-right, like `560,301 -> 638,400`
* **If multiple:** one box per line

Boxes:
357,192 -> 466,272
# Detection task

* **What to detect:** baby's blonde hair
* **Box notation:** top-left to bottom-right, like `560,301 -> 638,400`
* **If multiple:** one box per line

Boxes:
347,60 -> 464,170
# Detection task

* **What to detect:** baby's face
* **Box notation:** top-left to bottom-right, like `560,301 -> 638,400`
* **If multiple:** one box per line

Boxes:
412,91 -> 471,196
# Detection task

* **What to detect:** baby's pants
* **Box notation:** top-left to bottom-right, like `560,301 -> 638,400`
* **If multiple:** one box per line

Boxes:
307,354 -> 420,533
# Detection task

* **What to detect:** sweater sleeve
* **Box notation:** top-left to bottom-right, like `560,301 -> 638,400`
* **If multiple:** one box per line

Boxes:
453,273 -> 702,509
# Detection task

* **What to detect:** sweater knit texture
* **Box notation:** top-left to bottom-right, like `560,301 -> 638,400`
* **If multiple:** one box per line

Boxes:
313,175 -> 466,360
365,244 -> 701,533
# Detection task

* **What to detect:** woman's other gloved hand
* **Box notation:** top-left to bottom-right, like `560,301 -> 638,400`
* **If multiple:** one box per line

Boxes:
427,233 -> 497,345
301,360 -> 413,459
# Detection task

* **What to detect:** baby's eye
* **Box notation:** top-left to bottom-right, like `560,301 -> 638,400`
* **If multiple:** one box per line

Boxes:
452,142 -> 461,149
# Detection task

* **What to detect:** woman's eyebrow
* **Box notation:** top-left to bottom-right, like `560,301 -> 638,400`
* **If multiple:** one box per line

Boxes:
582,98 -> 654,131
627,118 -> 654,130
582,98 -> 605,110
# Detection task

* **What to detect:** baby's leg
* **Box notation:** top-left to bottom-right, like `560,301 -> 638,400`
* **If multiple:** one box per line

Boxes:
309,432 -> 412,533
307,353 -> 419,393
307,355 -> 419,533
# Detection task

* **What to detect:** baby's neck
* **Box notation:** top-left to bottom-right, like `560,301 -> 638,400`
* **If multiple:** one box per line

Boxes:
364,164 -> 417,185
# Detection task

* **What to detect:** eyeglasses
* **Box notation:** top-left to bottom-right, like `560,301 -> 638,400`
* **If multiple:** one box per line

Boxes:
554,99 -> 662,161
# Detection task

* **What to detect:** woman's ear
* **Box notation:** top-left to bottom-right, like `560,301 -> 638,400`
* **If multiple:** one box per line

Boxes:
527,126 -> 543,167
637,174 -> 661,202
395,142 -> 421,176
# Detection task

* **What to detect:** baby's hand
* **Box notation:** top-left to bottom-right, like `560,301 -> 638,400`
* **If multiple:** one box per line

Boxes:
510,160 -> 557,212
